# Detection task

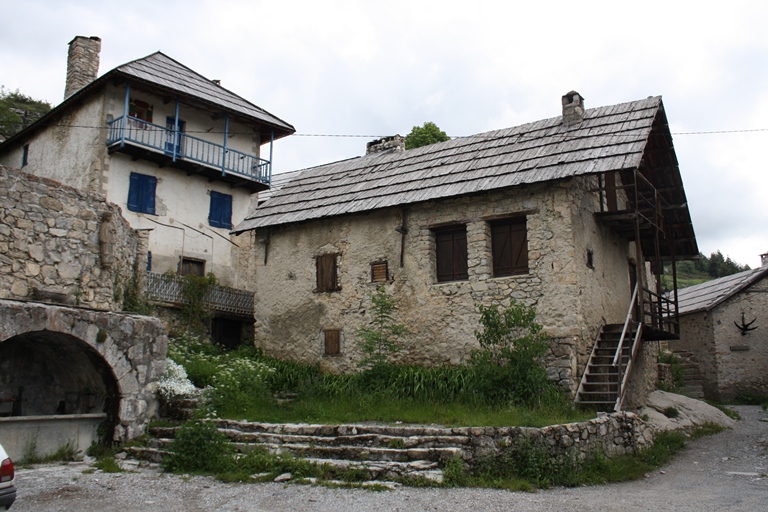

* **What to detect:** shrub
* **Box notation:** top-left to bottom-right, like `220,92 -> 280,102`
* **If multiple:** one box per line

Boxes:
208,358 -> 275,416
356,286 -> 410,369
470,301 -> 556,405
156,359 -> 197,401
163,421 -> 233,473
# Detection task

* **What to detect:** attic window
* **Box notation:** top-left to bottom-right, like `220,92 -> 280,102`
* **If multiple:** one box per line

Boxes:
371,261 -> 388,283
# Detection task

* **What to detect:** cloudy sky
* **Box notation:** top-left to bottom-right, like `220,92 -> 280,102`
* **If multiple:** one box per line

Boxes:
2,0 -> 767,267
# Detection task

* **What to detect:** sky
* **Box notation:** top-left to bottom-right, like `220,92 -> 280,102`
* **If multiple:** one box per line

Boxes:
2,0 -> 767,267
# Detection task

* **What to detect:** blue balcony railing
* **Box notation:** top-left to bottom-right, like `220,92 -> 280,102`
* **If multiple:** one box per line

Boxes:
107,116 -> 271,185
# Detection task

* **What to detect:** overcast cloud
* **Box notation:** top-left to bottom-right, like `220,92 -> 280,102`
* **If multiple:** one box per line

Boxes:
2,0 -> 767,267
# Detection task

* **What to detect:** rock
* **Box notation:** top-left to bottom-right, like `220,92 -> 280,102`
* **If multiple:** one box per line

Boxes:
637,390 -> 736,432
274,472 -> 292,482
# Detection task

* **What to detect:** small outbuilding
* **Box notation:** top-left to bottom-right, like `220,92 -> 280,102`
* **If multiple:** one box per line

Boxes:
671,266 -> 768,400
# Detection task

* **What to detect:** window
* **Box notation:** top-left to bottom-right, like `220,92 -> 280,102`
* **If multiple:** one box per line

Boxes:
371,261 -> 388,283
165,116 -> 185,156
435,225 -> 468,282
127,172 -> 156,214
128,98 -> 153,128
208,191 -> 233,229
180,257 -> 205,277
491,217 -> 528,277
21,144 -> 29,167
324,329 -> 341,356
316,253 -> 340,292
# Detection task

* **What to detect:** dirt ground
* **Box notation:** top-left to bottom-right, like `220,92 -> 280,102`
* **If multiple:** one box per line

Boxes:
9,405 -> 768,512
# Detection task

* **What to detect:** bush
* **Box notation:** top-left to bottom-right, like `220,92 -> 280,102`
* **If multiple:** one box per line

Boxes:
156,359 -> 197,402
208,358 -> 275,416
470,301 -> 556,405
163,421 -> 233,473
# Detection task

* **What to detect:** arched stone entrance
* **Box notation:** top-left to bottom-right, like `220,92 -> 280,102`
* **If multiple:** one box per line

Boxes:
0,299 -> 167,459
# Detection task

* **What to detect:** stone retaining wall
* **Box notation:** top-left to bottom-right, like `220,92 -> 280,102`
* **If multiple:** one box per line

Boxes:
0,165 -> 137,311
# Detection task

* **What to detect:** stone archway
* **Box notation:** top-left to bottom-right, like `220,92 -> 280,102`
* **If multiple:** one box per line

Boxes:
0,299 -> 167,458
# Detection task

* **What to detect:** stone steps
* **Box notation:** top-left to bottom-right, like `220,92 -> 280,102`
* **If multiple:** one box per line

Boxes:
672,350 -> 705,398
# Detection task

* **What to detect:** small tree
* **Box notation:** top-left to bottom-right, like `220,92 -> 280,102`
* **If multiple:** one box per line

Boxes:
0,86 -> 51,140
470,301 -> 554,405
356,286 -> 410,369
404,121 -> 450,149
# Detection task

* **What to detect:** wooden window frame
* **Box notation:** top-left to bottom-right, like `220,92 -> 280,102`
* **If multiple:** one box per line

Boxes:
490,217 -> 528,277
324,329 -> 342,356
179,257 -> 205,277
434,225 -> 469,283
315,253 -> 340,293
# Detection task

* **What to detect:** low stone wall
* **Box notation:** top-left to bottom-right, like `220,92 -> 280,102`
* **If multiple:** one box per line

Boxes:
0,413 -> 106,461
0,165 -> 137,311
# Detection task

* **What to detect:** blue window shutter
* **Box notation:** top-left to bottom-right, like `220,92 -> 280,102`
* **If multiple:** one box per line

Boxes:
128,172 -> 156,214
209,191 -> 232,229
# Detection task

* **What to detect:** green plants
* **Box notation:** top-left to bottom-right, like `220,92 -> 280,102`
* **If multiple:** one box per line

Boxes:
163,421 -> 233,474
356,286 -> 410,370
442,455 -> 466,487
121,276 -> 154,316
470,301 -> 556,405
178,273 -> 218,334
93,457 -> 123,473
663,406 -> 680,418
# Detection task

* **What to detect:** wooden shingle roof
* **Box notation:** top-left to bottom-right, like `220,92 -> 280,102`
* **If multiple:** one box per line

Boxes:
674,267 -> 768,315
234,96 -> 676,233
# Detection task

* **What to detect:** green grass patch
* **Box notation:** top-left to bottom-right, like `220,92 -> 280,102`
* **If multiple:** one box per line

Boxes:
93,457 -> 124,473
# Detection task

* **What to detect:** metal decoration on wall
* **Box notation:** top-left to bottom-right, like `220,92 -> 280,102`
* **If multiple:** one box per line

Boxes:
734,312 -> 758,336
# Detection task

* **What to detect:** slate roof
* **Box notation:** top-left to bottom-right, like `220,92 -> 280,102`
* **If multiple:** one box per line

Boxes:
114,52 -> 294,137
234,96 -> 678,233
0,52 -> 294,149
674,266 -> 768,315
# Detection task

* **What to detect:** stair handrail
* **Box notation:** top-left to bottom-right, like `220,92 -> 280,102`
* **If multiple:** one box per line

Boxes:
613,281 -> 640,367
615,324 -> 644,412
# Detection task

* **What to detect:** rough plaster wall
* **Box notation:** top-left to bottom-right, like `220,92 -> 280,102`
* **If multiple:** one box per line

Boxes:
710,279 -> 768,399
0,166 -> 137,311
0,94 -> 106,192
672,312 -> 718,398
251,181 -> 634,392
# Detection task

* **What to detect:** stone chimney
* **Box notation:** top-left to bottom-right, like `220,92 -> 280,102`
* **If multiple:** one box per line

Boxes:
64,36 -> 102,99
761,252 -> 768,267
562,91 -> 585,127
366,135 -> 405,155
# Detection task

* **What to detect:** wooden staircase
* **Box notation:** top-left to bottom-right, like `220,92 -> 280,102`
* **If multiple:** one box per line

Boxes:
576,323 -> 640,411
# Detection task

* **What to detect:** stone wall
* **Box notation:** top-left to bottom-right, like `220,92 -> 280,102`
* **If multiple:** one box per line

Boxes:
0,165 -> 137,311
0,300 -> 168,441
249,176 -> 637,395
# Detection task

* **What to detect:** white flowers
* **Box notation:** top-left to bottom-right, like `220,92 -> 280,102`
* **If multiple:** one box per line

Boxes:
157,359 -> 198,401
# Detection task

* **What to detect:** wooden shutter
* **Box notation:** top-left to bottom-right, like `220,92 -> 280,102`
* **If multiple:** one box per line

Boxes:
142,174 -> 156,214
209,191 -> 232,229
324,330 -> 341,355
371,261 -> 388,283
492,218 -> 528,276
435,226 -> 468,282
128,173 -> 156,214
316,254 -> 338,292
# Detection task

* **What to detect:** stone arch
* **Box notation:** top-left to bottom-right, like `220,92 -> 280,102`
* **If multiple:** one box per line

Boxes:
0,300 -> 167,445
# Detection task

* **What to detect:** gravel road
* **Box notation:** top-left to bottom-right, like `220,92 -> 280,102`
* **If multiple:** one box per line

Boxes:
10,406 -> 768,512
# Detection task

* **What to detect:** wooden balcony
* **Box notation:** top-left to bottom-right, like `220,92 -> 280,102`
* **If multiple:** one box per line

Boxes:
107,116 -> 270,192
145,272 -> 254,317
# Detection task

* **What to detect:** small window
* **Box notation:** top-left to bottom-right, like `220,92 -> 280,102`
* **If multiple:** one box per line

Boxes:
179,257 -> 205,277
324,329 -> 341,356
434,225 -> 468,282
587,249 -> 594,269
146,251 -> 152,272
128,98 -> 153,128
491,217 -> 528,277
316,253 -> 340,292
22,144 -> 29,167
371,261 -> 388,283
127,172 -> 157,214
208,191 -> 233,229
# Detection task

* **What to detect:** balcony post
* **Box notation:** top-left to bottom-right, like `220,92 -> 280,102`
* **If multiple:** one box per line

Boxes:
121,82 -> 130,148
172,99 -> 180,162
268,128 -> 274,183
222,113 -> 229,176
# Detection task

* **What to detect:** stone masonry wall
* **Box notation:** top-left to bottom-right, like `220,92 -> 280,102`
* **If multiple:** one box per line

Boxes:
0,165 -> 137,311
250,177 -> 635,395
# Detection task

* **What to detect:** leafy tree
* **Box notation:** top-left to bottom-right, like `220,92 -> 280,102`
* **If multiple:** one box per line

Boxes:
0,86 -> 52,140
356,286 -> 410,369
404,121 -> 450,150
470,301 -> 556,405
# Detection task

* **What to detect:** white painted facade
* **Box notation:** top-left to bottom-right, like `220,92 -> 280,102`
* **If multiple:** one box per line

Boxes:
0,75 -> 280,288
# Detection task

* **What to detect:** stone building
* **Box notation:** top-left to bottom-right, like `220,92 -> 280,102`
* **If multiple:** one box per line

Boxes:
233,92 -> 699,410
671,266 -> 768,400
0,36 -> 295,342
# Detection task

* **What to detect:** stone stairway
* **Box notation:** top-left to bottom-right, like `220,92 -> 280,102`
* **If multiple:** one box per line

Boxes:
129,420 -> 473,483
671,350 -> 705,398
576,324 -> 634,411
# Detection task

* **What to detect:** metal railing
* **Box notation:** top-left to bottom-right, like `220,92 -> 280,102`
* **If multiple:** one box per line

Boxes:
107,116 -> 271,185
145,272 -> 254,317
